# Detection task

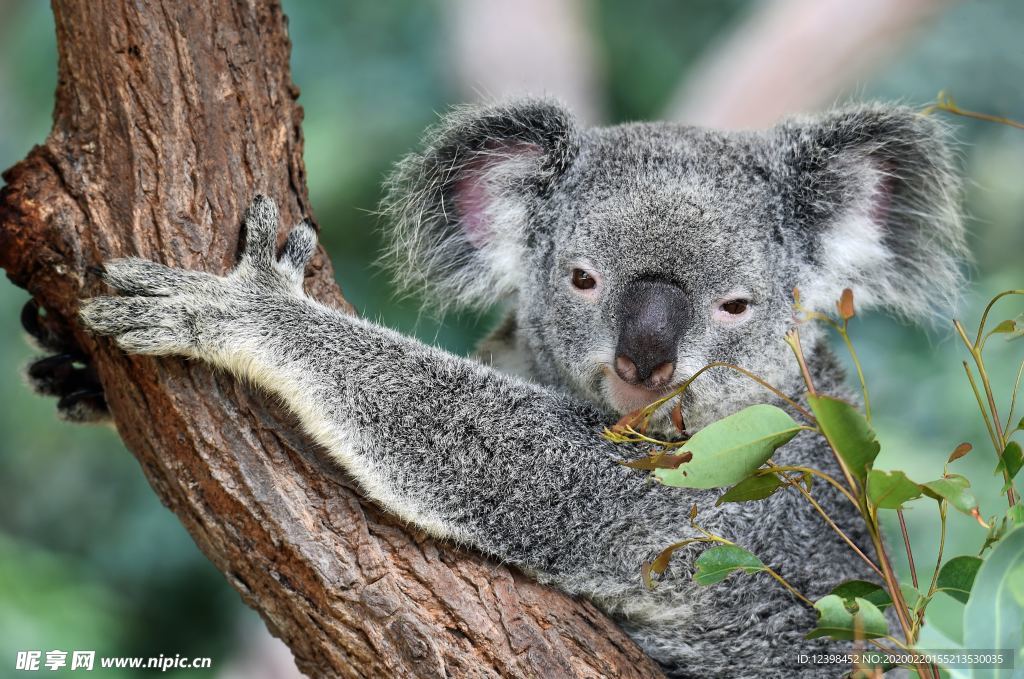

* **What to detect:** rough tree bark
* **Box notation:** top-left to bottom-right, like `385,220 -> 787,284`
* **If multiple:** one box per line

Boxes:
0,2 -> 663,677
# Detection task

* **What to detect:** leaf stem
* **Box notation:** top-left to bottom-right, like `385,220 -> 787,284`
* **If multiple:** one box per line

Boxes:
961,360 -> 1001,455
915,501 -> 947,637
785,476 -> 883,578
1005,358 -> 1024,435
784,329 -> 859,496
761,465 -> 858,507
925,96 -> 1024,131
837,324 -> 872,423
971,290 -> 1024,348
956,316 -> 1018,506
866,511 -> 916,645
896,508 -> 917,589
640,361 -> 816,426
763,566 -> 815,607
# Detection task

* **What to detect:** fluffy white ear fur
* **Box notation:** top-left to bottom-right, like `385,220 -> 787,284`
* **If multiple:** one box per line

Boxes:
448,143 -> 547,306
787,107 -> 966,322
798,163 -> 893,314
381,99 -> 577,313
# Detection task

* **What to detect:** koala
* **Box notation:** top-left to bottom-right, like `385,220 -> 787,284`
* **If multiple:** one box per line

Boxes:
76,100 -> 964,677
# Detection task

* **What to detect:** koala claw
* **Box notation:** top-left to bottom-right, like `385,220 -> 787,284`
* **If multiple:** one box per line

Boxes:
22,299 -> 111,422
56,388 -> 108,423
81,196 -> 317,358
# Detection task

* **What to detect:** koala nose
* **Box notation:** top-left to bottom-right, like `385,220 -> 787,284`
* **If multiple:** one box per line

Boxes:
614,279 -> 689,389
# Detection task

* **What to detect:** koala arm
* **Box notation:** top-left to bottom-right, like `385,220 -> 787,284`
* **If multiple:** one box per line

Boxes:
80,196 -> 702,593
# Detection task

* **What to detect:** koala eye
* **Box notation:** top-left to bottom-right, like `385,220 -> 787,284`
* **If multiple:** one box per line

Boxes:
571,268 -> 597,291
719,299 -> 749,315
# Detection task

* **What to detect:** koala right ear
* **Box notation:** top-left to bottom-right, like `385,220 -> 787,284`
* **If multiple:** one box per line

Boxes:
381,99 -> 578,310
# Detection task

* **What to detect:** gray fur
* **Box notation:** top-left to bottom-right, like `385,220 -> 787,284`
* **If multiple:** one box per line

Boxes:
80,101 -> 964,677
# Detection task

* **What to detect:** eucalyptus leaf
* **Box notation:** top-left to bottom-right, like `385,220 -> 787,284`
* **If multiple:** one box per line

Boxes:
655,405 -> 801,489
901,584 -> 925,616
996,441 -> 1023,481
922,475 -> 978,516
990,319 -> 1018,335
807,394 -> 879,485
963,526 -> 1024,677
692,544 -> 765,585
716,473 -> 784,505
805,594 -> 889,640
866,469 -> 923,509
829,580 -> 892,611
935,555 -> 983,604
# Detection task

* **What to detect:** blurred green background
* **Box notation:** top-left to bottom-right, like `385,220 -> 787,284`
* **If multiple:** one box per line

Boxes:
1,0 -> 1022,675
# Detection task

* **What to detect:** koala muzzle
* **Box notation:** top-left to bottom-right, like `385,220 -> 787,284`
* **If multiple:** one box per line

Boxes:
613,279 -> 689,390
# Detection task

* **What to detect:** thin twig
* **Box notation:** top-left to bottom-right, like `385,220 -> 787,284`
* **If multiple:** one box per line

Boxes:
926,97 -> 1024,131
1004,358 -> 1024,435
916,501 -> 947,637
897,508 -> 917,589
956,304 -> 1022,507
785,329 -> 859,496
838,325 -> 872,423
961,360 -> 1002,459
761,465 -> 858,508
785,476 -> 883,578
640,361 -> 816,425
867,515 -> 916,645
763,566 -> 814,608
972,291 -> 1024,347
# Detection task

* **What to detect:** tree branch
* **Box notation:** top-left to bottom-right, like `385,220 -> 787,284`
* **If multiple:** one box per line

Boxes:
0,2 -> 662,676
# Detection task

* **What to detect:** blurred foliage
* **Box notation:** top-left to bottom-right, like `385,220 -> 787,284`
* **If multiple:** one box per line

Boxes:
1,0 -> 1022,669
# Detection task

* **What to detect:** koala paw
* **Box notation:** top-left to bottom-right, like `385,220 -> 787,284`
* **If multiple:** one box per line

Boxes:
80,195 -> 318,358
22,299 -> 110,423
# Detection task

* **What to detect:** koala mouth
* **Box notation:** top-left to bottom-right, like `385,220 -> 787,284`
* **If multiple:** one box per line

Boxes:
601,366 -> 676,415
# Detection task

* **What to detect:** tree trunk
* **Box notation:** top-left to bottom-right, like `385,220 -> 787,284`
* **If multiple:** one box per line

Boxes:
0,2 -> 663,677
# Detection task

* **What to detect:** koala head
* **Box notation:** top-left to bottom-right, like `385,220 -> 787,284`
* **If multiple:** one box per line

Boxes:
382,100 -> 965,428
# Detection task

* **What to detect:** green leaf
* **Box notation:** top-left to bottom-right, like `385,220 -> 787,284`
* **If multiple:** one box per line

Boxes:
829,580 -> 892,611
901,583 -> 925,615
935,555 -> 983,604
996,441 -> 1023,481
1009,504 -> 1024,526
805,594 -> 889,640
654,405 -> 801,489
716,473 -> 784,505
922,475 -> 978,516
866,469 -> 923,509
990,319 -> 1018,335
807,394 -> 880,485
692,545 -> 765,585
963,526 -> 1024,668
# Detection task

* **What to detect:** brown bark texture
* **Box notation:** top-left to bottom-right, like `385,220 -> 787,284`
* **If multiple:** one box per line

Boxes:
0,2 -> 664,677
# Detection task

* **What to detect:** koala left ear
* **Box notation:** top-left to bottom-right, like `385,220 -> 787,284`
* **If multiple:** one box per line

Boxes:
381,99 -> 579,311
772,104 -> 967,320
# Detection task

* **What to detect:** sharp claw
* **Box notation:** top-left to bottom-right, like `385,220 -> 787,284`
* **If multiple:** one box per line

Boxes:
27,353 -> 81,380
21,299 -> 75,352
20,298 -> 42,336
57,389 -> 109,422
58,388 -> 106,407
